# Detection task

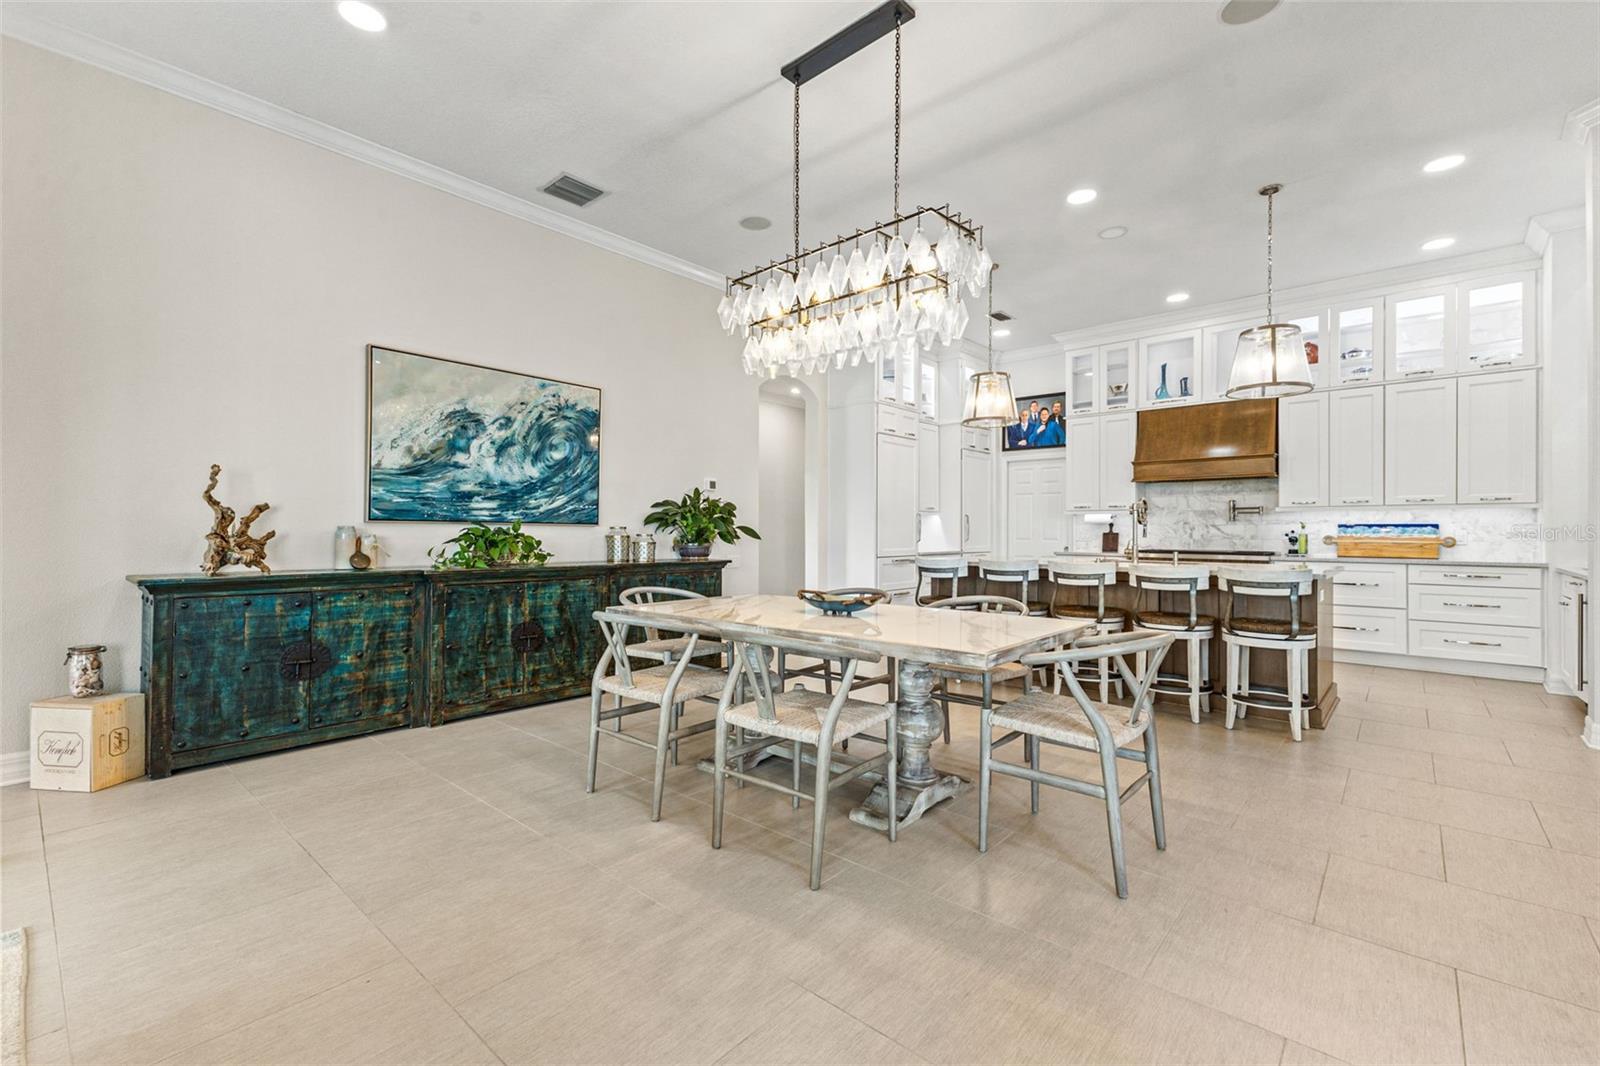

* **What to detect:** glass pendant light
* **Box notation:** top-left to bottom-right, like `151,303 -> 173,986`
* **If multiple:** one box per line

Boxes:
1227,183 -> 1313,399
963,264 -> 1016,427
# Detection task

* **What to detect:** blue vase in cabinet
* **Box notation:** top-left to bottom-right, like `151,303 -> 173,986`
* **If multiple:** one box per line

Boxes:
1154,362 -> 1171,401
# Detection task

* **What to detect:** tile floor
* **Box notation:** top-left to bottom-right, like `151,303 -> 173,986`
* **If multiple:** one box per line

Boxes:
2,664 -> 1597,1065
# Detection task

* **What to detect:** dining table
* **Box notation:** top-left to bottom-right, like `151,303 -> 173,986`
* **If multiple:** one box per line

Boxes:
604,593 -> 1093,832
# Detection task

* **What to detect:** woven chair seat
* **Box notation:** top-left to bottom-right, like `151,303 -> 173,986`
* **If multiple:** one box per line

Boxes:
988,689 -> 1149,753
596,664 -> 727,704
931,660 -> 1030,684
1225,617 -> 1317,639
626,636 -> 722,662
724,688 -> 892,745
1135,611 -> 1217,632
1050,604 -> 1131,626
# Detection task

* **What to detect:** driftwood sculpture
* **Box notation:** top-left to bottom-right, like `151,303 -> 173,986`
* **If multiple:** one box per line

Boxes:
201,464 -> 276,575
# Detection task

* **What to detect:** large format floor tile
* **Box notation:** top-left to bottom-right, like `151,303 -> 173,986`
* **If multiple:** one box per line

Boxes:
1341,769 -> 1548,844
1442,826 -> 1600,917
1457,972 -> 1600,1065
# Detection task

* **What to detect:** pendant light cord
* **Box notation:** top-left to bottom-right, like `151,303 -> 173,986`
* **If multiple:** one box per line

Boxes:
893,19 -> 901,218
986,265 -> 995,371
793,80 -> 801,264
1264,185 -> 1275,323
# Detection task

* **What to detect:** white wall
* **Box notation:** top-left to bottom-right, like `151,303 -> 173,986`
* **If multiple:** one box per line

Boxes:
757,399 -> 805,593
1539,223 -> 1593,573
0,41 -> 760,762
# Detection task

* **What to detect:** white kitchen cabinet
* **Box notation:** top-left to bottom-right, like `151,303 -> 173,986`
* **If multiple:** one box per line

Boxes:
1137,330 -> 1202,407
875,433 -> 918,556
960,447 -> 994,552
1278,391 -> 1329,508
917,419 -> 939,512
1068,343 -> 1136,414
1384,378 -> 1457,504
1064,416 -> 1102,511
1205,317 -> 1257,401
1331,300 -> 1383,386
1386,286 -> 1457,379
1556,574 -> 1590,701
1459,273 -> 1536,373
1457,369 -> 1537,504
1100,412 -> 1137,510
961,425 -> 995,454
1328,386 -> 1384,506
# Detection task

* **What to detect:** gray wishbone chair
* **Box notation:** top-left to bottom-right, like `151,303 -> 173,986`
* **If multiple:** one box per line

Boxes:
778,587 -> 896,705
588,608 -> 729,822
711,636 -> 897,890
618,586 -> 726,761
926,595 -> 1034,747
979,628 -> 1176,899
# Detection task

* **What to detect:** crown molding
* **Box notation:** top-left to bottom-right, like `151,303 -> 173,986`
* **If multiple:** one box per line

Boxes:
1,14 -> 724,290
1525,207 -> 1587,255
997,343 -> 1060,367
1562,98 -> 1600,143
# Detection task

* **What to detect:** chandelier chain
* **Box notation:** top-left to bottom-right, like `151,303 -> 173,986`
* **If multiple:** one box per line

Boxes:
793,80 -> 801,264
1264,185 -> 1275,323
986,265 -> 994,370
893,19 -> 901,217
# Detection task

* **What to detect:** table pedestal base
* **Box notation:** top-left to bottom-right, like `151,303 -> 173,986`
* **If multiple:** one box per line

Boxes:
848,772 -> 969,832
846,658 -> 969,832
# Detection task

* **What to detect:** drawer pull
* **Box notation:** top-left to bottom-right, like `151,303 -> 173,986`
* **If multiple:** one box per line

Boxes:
1335,581 -> 1380,588
1333,625 -> 1380,633
1339,498 -> 1373,504
1442,601 -> 1499,609
1289,500 -> 1319,506
1476,496 -> 1514,502
1442,638 -> 1502,648
1440,573 -> 1501,580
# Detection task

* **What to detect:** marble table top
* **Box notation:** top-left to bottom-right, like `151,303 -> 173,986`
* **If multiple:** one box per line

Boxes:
604,594 -> 1093,670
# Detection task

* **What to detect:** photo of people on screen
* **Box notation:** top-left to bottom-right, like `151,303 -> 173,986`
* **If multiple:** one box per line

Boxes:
1000,391 -> 1067,451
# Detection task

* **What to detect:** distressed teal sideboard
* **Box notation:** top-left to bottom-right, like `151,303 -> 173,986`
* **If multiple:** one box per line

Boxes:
130,560 -> 727,777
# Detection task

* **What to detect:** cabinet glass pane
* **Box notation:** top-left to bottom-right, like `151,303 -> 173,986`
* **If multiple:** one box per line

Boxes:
1465,282 -> 1524,370
1142,336 -> 1196,404
919,361 -> 937,420
1393,295 -> 1447,376
899,348 -> 916,406
1336,306 -> 1377,384
1070,351 -> 1096,413
1290,314 -> 1321,383
1103,345 -> 1131,409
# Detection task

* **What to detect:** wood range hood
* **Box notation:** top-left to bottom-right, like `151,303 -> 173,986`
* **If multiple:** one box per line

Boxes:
1132,398 -> 1279,482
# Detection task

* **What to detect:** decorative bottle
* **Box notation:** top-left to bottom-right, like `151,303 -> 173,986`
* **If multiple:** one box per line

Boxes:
1154,363 -> 1171,401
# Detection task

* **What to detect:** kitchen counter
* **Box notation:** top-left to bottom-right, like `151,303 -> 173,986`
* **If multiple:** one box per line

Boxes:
918,553 -> 1342,577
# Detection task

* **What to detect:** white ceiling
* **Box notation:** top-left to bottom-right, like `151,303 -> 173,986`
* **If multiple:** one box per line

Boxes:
7,1 -> 1597,350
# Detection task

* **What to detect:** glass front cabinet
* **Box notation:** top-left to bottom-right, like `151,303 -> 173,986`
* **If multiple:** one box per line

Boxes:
1331,300 -> 1383,386
877,345 -> 918,407
1459,273 -> 1535,373
1066,342 -> 1135,415
1137,330 -> 1201,406
1386,286 -> 1456,379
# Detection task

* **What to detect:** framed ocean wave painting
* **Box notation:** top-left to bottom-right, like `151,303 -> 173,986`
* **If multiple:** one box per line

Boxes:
366,345 -> 600,524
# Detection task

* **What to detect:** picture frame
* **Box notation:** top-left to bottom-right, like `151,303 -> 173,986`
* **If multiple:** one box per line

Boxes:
1000,391 -> 1068,452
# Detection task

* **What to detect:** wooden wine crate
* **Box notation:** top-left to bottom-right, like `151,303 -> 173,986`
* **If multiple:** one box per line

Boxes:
30,693 -> 146,792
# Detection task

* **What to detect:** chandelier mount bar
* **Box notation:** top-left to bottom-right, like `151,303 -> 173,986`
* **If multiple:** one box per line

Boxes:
780,1 -> 916,87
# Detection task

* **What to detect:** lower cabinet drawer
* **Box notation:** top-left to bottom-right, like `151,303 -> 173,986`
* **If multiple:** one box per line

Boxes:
1326,565 -> 1408,609
1330,607 -> 1408,654
1408,584 -> 1542,628
1410,564 -> 1543,590
1408,620 -> 1543,667
877,556 -> 919,592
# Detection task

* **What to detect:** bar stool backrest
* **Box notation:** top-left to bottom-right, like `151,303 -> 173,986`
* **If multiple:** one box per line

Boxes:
978,562 -> 1035,607
1217,567 -> 1315,638
1046,560 -> 1121,621
927,594 -> 1028,615
1129,564 -> 1212,629
916,562 -> 964,604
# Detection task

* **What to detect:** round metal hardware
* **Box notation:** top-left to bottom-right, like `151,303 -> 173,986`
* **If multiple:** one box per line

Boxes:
241,664 -> 250,673
175,740 -> 187,749
512,620 -> 547,655
238,729 -> 249,738
279,640 -> 333,682
178,671 -> 189,679
291,716 -> 300,724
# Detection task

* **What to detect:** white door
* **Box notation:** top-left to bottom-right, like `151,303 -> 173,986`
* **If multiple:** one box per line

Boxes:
960,448 -> 994,552
1099,413 -> 1137,510
876,433 -> 918,555
1064,416 -> 1102,511
917,420 -> 939,512
1457,369 -> 1538,504
1007,459 -> 1066,559
1278,391 -> 1329,508
1329,386 -> 1384,506
1385,378 -> 1457,505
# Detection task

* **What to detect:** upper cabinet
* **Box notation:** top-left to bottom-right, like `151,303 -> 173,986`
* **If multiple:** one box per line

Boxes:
1137,330 -> 1202,407
1331,300 -> 1384,387
1460,273 -> 1536,374
1457,369 -> 1538,503
1384,377 -> 1457,505
1328,386 -> 1385,507
918,358 -> 938,421
1067,343 -> 1135,415
877,345 -> 917,407
1278,391 -> 1329,508
1386,286 -> 1457,379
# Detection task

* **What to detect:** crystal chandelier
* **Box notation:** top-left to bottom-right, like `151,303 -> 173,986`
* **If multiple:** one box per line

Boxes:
962,264 -> 1017,428
715,2 -> 990,378
1226,183 -> 1313,399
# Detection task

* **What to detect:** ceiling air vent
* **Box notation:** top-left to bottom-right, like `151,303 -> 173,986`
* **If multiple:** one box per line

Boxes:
542,173 -> 606,207
989,310 -> 1013,322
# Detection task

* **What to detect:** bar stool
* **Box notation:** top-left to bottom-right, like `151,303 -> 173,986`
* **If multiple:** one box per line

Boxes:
1219,567 -> 1318,742
915,560 -> 964,606
928,595 -> 1032,745
978,562 -> 1050,616
1129,565 -> 1216,723
1045,560 -> 1132,702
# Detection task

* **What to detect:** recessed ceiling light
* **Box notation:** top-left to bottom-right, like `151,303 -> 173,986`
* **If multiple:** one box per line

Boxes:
1423,154 -> 1465,174
1166,292 -> 1191,304
1420,236 -> 1456,252
1066,188 -> 1098,206
337,1 -> 387,32
739,216 -> 772,231
992,328 -> 1012,338
1098,225 -> 1128,240
1219,0 -> 1280,25
789,386 -> 801,395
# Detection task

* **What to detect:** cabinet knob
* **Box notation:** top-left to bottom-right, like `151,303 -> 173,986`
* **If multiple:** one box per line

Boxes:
178,671 -> 189,679
241,664 -> 250,673
291,716 -> 301,724
175,740 -> 187,749
238,729 -> 250,738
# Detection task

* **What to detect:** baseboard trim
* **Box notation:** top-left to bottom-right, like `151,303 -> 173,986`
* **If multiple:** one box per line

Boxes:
1332,649 -> 1546,684
0,752 -> 30,788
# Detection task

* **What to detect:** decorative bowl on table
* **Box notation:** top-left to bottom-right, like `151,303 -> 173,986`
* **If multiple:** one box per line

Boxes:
796,588 -> 887,615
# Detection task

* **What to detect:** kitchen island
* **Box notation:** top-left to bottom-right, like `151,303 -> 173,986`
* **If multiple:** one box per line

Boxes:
919,552 -> 1340,729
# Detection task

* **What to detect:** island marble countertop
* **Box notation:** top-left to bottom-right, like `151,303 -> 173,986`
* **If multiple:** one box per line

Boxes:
915,554 -> 1343,578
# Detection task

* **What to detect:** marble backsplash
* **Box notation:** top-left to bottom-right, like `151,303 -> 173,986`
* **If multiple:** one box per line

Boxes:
1065,479 -> 1543,562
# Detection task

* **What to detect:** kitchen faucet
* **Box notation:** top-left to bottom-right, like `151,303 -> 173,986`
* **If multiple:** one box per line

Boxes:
1125,498 -> 1149,564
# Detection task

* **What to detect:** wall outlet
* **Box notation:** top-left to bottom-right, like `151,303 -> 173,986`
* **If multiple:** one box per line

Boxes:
704,477 -> 719,493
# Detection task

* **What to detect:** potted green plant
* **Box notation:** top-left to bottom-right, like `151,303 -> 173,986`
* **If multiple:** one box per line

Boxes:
644,488 -> 759,560
428,520 -> 552,570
